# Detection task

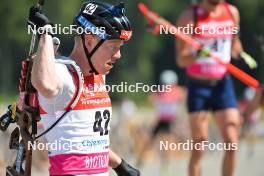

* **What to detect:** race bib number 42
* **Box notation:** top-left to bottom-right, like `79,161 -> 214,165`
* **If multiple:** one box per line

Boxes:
93,109 -> 111,136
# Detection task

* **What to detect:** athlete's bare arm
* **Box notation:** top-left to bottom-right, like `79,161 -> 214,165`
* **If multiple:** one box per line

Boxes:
175,9 -> 197,68
244,91 -> 262,120
229,4 -> 244,58
109,149 -> 122,168
31,29 -> 62,98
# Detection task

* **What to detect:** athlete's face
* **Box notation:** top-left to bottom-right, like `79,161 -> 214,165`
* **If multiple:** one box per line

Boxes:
91,38 -> 124,75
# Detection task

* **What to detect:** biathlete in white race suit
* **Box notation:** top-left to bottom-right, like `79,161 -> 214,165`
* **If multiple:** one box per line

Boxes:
150,70 -> 184,140
176,0 -> 257,176
136,70 -> 185,167
28,1 -> 139,176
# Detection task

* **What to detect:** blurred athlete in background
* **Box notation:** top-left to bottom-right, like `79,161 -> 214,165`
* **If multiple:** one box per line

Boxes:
239,87 -> 262,157
176,0 -> 257,175
136,70 -> 185,170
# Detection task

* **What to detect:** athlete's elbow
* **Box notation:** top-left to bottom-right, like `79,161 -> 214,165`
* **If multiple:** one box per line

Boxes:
32,78 -> 60,98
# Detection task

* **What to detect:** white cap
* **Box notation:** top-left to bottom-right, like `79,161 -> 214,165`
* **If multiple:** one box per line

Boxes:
244,87 -> 256,101
160,70 -> 178,85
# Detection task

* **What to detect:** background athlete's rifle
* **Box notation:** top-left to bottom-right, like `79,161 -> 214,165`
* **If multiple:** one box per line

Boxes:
0,0 -> 45,175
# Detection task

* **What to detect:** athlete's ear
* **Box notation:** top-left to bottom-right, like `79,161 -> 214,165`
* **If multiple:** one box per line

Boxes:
84,34 -> 96,51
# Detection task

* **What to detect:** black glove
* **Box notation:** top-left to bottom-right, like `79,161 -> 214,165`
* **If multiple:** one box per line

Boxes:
28,5 -> 51,29
114,159 -> 140,176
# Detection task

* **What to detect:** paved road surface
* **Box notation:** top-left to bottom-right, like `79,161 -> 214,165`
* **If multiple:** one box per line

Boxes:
1,105 -> 263,176
1,140 -> 263,176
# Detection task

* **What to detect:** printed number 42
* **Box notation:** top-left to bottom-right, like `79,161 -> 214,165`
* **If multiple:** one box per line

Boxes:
93,110 -> 110,136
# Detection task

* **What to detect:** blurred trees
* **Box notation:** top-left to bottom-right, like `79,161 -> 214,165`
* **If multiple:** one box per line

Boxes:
0,0 -> 263,102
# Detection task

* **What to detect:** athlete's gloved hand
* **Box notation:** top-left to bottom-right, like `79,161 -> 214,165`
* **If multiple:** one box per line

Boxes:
28,5 -> 51,30
240,51 -> 257,69
196,46 -> 210,58
113,159 -> 140,176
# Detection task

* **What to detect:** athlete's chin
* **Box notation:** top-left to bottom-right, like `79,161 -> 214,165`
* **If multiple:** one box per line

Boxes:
105,70 -> 110,75
100,68 -> 111,75
103,65 -> 114,74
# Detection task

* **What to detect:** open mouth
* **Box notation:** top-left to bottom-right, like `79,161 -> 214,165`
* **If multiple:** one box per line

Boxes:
106,61 -> 115,68
107,62 -> 113,66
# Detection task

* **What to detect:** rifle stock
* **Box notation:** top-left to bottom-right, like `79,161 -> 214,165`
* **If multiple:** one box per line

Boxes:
5,1 -> 46,176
